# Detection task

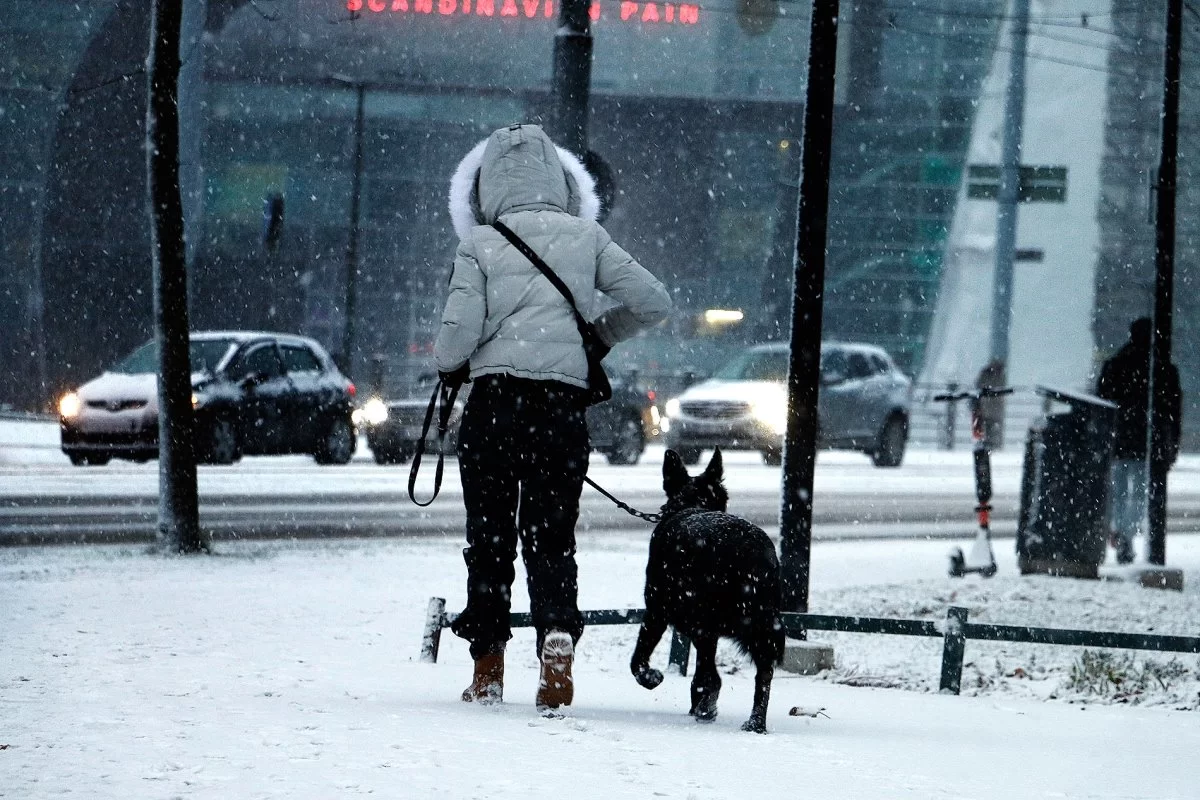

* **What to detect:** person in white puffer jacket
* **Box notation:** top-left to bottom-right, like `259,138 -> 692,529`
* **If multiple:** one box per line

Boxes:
436,124 -> 671,713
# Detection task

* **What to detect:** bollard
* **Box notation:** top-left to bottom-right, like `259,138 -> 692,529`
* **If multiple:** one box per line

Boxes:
939,606 -> 969,694
421,597 -> 447,663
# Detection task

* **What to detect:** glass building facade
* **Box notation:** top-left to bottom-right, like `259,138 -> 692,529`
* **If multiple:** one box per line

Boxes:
1095,1 -> 1200,447
1,0 -> 1001,409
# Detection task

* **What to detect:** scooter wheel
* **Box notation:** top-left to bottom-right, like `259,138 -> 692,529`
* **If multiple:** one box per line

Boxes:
980,562 -> 998,578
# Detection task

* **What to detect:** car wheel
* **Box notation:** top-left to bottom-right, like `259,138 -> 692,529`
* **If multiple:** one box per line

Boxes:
762,447 -> 783,466
871,415 -> 907,468
315,417 -> 355,465
69,453 -> 111,467
676,447 -> 702,466
199,418 -> 241,465
605,418 -> 644,466
372,445 -> 411,465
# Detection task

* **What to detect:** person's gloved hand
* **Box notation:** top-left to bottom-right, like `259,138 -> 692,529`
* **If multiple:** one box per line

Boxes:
438,363 -> 471,388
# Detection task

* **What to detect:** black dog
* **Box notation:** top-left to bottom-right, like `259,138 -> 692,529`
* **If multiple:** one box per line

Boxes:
630,448 -> 785,733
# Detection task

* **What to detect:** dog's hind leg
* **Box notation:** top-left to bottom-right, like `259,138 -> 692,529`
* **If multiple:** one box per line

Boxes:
689,636 -> 721,722
631,615 -> 667,690
741,656 -> 774,734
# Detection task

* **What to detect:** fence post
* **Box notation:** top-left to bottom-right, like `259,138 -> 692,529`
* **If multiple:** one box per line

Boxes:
668,627 -> 691,675
939,606 -> 969,694
421,597 -> 447,663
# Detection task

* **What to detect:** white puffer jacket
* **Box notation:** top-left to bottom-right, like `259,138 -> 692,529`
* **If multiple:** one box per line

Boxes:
434,124 -> 672,389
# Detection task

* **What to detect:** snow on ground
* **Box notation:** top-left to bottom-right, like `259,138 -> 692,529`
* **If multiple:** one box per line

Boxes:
4,529 -> 1199,799
0,416 -> 61,465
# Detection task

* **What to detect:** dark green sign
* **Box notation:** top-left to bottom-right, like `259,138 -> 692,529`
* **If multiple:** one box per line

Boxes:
967,164 -> 1067,203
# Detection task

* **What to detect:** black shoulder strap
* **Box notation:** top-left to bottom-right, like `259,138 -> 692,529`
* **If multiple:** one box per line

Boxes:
492,220 -> 591,337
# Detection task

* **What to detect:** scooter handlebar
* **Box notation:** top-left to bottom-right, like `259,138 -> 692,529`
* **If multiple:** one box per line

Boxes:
932,386 -> 1015,403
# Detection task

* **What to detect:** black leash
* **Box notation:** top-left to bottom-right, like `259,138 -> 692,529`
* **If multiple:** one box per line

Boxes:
584,475 -> 661,524
406,376 -> 659,524
407,378 -> 462,507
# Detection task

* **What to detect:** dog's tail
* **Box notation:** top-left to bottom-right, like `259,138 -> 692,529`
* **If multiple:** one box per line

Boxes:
737,613 -> 786,667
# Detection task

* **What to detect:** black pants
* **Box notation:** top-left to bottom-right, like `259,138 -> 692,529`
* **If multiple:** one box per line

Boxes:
450,374 -> 590,659
1147,459 -> 1171,564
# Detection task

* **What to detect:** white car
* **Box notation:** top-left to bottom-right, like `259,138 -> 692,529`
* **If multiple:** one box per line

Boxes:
663,341 -> 912,467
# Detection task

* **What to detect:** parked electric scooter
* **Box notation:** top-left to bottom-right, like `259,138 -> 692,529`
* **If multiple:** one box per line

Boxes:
932,386 -> 1015,578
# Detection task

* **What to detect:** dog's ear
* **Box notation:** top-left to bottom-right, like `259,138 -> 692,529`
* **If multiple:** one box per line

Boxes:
663,449 -> 690,497
703,447 -> 724,483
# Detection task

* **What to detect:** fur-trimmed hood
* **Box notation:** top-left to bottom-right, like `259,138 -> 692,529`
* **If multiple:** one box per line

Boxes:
448,124 -> 601,241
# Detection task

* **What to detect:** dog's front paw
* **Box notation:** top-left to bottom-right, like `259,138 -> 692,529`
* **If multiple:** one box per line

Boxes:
632,665 -> 664,690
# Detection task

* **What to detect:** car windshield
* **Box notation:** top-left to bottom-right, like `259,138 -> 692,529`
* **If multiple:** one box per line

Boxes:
110,339 -> 237,375
712,349 -> 791,382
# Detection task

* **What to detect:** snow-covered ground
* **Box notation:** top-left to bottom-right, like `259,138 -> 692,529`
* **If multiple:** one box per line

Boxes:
4,528 -> 1199,799
5,417 -> 1199,798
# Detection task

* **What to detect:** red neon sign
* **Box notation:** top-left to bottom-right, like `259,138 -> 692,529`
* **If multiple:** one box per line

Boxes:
344,0 -> 701,24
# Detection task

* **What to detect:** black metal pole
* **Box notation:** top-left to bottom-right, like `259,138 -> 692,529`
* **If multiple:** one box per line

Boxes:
989,0 -> 1029,370
551,0 -> 592,156
779,0 -> 839,613
147,0 -> 202,552
343,83 -> 366,377
1149,0 -> 1182,567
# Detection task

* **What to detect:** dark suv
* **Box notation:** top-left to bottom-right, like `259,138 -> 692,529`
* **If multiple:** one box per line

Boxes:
58,331 -> 357,466
662,341 -> 912,467
359,368 -> 654,466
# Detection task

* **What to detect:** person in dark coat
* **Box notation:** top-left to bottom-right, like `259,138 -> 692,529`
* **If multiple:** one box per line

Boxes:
435,124 -> 672,711
1095,317 -> 1182,564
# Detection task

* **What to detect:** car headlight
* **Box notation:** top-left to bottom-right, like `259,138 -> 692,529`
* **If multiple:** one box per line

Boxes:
751,394 -> 788,436
58,392 -> 82,419
665,398 -> 681,418
358,397 -> 389,426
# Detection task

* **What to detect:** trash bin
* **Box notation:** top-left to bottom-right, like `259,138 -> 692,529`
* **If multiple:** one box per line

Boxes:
1017,386 -> 1117,578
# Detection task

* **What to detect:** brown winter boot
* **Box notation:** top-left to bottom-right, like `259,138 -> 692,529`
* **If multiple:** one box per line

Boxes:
461,653 -> 504,705
535,631 -> 574,712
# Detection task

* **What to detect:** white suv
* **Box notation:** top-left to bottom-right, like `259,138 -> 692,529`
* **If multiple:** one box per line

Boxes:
662,341 -> 912,467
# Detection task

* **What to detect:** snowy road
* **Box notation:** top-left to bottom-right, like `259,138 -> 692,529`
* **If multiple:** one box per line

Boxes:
1,446 -> 1031,544
6,414 -> 1200,544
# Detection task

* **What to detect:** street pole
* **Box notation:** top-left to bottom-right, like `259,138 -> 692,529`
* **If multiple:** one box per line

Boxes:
779,0 -> 839,614
29,259 -> 49,412
147,0 -> 202,552
551,0 -> 592,156
990,0 -> 1029,369
1149,0 -> 1182,567
343,82 -> 366,377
